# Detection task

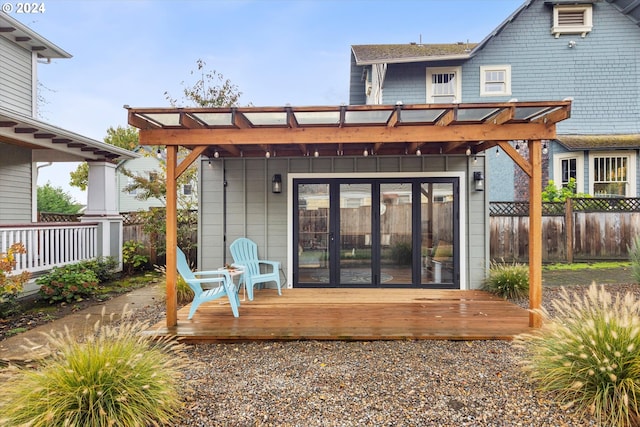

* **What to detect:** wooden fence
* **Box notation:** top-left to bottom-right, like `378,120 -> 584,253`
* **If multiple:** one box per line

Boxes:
490,198 -> 640,263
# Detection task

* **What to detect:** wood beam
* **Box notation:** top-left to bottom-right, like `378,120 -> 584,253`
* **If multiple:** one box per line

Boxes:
166,145 -> 178,327
180,112 -> 205,129
128,114 -> 160,130
176,145 -> 207,179
435,109 -> 455,127
138,122 -> 557,147
528,139 -> 543,328
387,108 -> 400,127
533,108 -> 569,126
497,141 -> 532,177
491,106 -> 514,125
233,110 -> 252,129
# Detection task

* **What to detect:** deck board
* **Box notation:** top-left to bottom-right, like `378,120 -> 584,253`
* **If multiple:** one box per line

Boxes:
146,288 -> 532,342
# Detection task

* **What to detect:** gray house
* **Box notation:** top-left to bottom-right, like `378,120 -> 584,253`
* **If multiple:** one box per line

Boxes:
0,12 -> 135,276
350,0 -> 640,201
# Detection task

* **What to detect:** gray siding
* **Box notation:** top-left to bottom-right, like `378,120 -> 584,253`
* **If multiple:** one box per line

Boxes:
200,155 -> 488,290
0,36 -> 33,116
0,142 -> 32,223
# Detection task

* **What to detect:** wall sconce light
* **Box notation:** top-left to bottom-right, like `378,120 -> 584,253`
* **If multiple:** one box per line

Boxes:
568,40 -> 577,48
272,174 -> 282,194
473,171 -> 484,191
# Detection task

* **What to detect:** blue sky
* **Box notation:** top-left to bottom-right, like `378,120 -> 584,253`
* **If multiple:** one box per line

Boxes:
18,0 -> 523,203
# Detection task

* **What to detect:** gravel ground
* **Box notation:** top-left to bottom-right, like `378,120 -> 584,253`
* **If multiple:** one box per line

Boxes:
167,283 -> 639,427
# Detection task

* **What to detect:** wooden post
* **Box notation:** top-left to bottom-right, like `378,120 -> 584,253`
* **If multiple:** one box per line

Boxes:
165,146 -> 178,327
528,140 -> 543,327
565,198 -> 574,264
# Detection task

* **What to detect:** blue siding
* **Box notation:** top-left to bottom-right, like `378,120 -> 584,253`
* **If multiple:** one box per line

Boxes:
463,1 -> 640,134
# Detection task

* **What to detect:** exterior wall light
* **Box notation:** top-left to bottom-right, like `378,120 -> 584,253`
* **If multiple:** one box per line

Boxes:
473,171 -> 484,191
272,174 -> 282,194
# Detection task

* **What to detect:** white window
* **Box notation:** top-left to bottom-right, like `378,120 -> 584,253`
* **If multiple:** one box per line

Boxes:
589,151 -> 637,197
127,177 -> 137,195
480,65 -> 511,96
552,4 -> 593,38
426,67 -> 461,103
553,152 -> 584,194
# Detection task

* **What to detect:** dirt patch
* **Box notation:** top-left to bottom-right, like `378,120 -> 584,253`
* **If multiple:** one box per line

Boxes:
542,266 -> 635,287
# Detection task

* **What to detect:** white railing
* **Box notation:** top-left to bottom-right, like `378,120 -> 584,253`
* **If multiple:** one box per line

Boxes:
0,222 -> 98,274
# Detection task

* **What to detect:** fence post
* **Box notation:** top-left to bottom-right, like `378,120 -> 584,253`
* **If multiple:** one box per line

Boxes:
565,198 -> 574,263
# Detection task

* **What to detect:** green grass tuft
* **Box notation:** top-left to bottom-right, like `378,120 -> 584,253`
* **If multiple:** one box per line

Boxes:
628,235 -> 640,284
0,307 -> 187,426
515,284 -> 640,426
482,260 -> 529,299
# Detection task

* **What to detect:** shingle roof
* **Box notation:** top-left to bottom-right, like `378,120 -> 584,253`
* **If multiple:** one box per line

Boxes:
556,134 -> 640,150
351,43 -> 477,65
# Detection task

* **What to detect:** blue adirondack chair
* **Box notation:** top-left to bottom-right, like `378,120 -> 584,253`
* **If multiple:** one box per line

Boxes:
229,238 -> 281,301
176,247 -> 240,319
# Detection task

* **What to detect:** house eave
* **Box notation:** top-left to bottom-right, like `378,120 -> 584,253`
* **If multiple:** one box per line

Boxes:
0,12 -> 71,59
556,134 -> 640,150
0,107 -> 138,161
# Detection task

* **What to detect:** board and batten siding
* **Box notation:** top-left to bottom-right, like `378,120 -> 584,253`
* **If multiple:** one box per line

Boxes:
0,142 -> 32,224
0,36 -> 33,116
200,155 -> 488,290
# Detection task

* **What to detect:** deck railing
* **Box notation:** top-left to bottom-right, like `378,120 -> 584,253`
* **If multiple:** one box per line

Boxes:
0,222 -> 98,274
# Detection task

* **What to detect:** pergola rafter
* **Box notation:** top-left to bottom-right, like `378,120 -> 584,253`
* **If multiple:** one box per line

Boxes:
128,100 -> 572,328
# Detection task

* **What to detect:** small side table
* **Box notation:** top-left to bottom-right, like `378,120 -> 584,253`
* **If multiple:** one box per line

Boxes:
220,268 -> 246,301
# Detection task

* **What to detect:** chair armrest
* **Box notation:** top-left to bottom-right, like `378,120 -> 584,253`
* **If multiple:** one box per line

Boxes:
258,260 -> 280,270
193,270 -> 232,280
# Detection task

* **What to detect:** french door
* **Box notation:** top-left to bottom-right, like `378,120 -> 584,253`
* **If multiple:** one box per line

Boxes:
294,177 -> 459,288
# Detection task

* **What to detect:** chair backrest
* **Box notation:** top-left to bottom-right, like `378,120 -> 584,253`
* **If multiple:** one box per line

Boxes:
230,238 -> 260,275
176,247 -> 195,281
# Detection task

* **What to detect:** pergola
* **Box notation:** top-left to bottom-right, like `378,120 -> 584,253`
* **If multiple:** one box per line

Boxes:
127,100 -> 572,328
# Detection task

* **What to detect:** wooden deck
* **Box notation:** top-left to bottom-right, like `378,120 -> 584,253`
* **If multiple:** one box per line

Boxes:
147,288 -> 532,342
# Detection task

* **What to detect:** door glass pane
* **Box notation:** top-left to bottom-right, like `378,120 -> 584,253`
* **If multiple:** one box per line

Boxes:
298,184 -> 330,284
421,183 -> 454,285
380,183 -> 412,284
339,183 -> 372,284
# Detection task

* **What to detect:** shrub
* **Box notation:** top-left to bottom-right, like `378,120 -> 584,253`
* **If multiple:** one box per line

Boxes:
629,235 -> 640,284
36,264 -> 99,304
482,260 -> 529,299
154,264 -> 194,304
0,243 -> 30,318
391,241 -> 412,265
123,240 -> 150,275
0,307 -> 186,426
515,284 -> 640,426
78,256 -> 118,283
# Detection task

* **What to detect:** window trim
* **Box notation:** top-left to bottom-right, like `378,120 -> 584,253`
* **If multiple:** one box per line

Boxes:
588,151 -> 637,197
426,66 -> 461,104
552,4 -> 593,38
480,65 -> 511,97
553,152 -> 584,194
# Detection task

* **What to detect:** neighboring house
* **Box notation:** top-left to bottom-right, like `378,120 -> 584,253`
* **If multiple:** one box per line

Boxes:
116,146 -> 197,212
350,0 -> 640,201
0,12 -> 136,278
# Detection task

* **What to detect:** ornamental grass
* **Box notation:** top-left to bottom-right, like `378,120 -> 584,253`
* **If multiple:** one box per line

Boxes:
482,260 -> 529,300
515,284 -> 640,427
0,306 -> 187,427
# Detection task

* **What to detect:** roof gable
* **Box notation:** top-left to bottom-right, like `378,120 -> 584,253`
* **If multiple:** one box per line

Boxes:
0,11 -> 71,59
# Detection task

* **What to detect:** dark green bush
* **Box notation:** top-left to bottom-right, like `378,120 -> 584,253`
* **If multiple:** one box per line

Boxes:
391,241 -> 412,265
123,240 -> 149,275
77,256 -> 118,282
36,264 -> 99,304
